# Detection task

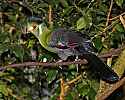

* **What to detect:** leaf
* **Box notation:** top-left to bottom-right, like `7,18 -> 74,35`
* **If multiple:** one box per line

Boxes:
115,0 -> 123,7
77,17 -> 87,29
81,85 -> 90,96
77,82 -> 90,96
62,7 -> 73,16
12,45 -> 24,62
76,12 -> 92,30
88,88 -> 96,100
65,93 -> 73,100
60,0 -> 69,8
89,79 -> 99,92
0,43 -> 10,54
93,37 -> 103,51
113,49 -> 125,77
0,82 -> 9,96
69,64 -> 77,76
115,24 -> 125,32
0,32 -> 9,43
47,70 -> 58,84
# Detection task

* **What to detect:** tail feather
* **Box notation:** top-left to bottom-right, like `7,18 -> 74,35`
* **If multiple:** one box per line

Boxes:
82,53 -> 119,83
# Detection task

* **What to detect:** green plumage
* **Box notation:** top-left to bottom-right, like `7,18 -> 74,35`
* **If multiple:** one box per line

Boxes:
27,23 -> 57,53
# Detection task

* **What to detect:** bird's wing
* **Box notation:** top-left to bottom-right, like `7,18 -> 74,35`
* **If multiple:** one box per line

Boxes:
49,28 -> 93,51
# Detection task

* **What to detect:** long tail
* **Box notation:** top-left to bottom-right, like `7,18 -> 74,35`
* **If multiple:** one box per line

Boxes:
82,53 -> 119,83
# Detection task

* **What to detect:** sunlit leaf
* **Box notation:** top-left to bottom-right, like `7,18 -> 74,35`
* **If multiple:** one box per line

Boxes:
76,11 -> 92,29
77,17 -> 87,29
0,82 -> 9,96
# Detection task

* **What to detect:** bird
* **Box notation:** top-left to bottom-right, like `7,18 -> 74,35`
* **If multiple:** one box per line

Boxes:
26,17 -> 119,83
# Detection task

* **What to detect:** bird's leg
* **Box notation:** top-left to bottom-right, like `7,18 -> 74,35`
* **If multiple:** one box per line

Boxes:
75,56 -> 81,73
56,59 -> 68,78
57,59 -> 64,70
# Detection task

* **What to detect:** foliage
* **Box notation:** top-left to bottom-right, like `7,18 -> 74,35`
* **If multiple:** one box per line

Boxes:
0,0 -> 125,100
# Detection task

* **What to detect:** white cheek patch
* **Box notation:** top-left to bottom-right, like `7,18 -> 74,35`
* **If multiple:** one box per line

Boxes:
27,26 -> 34,32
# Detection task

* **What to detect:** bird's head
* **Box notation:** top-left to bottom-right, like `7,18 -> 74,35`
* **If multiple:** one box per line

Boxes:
26,16 -> 57,53
26,16 -> 44,38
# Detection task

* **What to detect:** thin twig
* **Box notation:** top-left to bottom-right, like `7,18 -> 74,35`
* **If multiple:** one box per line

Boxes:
63,75 -> 82,96
98,47 -> 124,58
73,0 -> 84,16
96,77 -> 125,100
99,19 -> 119,35
48,5 -> 53,27
105,0 -> 113,26
109,12 -> 125,21
66,75 -> 82,85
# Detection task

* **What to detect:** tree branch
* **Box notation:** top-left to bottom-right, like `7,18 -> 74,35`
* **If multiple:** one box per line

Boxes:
0,47 -> 124,72
0,59 -> 88,72
109,12 -> 125,21
105,0 -> 113,26
96,77 -> 125,100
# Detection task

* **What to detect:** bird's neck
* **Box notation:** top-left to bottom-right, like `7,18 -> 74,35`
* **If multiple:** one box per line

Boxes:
38,24 -> 57,53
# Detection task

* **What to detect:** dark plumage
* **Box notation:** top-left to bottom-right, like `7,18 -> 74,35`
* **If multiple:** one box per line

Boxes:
49,28 -> 119,83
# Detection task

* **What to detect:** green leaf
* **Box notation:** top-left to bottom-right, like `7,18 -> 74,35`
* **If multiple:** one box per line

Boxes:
88,88 -> 96,100
115,0 -> 123,7
47,70 -> 58,84
0,82 -> 9,96
76,12 -> 92,30
77,82 -> 90,96
80,85 -> 90,96
77,17 -> 87,29
0,32 -> 9,43
93,37 -> 103,51
62,7 -> 73,16
12,45 -> 24,62
60,0 -> 69,8
89,80 -> 99,92
65,93 -> 73,100
115,24 -> 125,32
0,43 -> 10,54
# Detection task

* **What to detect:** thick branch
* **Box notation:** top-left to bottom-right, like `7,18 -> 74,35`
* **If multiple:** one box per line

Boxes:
96,77 -> 125,100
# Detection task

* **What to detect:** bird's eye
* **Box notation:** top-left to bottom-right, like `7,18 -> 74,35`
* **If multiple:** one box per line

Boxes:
27,22 -> 38,33
32,23 -> 37,29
